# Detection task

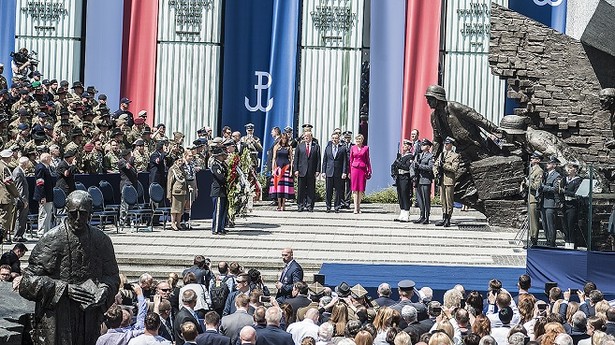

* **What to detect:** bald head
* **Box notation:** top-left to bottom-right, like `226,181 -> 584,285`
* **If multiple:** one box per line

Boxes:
305,308 -> 320,322
39,152 -> 51,164
240,326 -> 256,344
282,248 -> 294,263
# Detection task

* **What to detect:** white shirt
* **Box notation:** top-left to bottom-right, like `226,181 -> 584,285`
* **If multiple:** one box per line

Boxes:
286,319 -> 319,345
127,334 -> 172,345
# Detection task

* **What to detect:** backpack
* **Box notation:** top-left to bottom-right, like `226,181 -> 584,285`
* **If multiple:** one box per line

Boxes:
210,275 -> 230,311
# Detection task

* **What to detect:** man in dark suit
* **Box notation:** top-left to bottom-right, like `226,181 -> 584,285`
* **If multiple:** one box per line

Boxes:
175,290 -> 204,345
605,307 -> 615,336
33,152 -> 54,234
183,255 -> 214,287
223,273 -> 251,316
321,132 -> 348,213
341,131 -> 354,208
119,148 -> 138,225
293,131 -> 321,212
255,307 -> 294,345
195,311 -> 231,345
54,149 -> 77,194
373,283 -> 396,307
413,139 -> 434,224
149,141 -> 167,188
12,157 -> 30,242
239,326 -> 257,345
540,156 -> 562,247
285,281 -> 312,323
276,248 -> 304,303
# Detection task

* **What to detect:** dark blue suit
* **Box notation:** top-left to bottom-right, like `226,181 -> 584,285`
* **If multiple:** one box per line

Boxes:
148,150 -> 167,186
322,143 -> 348,210
223,290 -> 249,316
174,307 -> 204,345
255,325 -> 294,345
33,162 -> 53,202
293,140 -> 321,211
276,260 -> 303,302
196,329 -> 232,345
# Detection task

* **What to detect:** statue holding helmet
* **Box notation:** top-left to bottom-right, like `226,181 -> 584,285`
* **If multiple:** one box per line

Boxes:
19,190 -> 119,345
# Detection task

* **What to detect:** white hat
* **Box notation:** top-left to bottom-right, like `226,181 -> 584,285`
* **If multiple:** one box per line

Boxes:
138,110 -> 147,117
0,63 -> 4,68
0,149 -> 13,158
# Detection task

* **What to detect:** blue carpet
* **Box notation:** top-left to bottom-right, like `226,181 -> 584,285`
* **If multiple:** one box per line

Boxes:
319,263 -> 526,301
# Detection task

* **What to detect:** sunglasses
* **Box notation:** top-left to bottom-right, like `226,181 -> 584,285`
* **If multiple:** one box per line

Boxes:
159,288 -> 172,292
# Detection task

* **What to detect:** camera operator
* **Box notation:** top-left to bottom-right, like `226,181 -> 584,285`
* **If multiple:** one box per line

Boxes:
10,48 -> 36,78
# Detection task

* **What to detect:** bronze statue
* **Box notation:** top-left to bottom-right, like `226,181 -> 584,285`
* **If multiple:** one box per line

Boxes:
425,85 -> 501,202
19,190 -> 119,345
600,88 -> 615,149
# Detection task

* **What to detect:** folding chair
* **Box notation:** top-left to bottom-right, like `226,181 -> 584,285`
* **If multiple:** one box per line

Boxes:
88,186 -> 119,233
121,185 -> 153,232
99,180 -> 121,213
53,187 -> 67,225
75,181 -> 87,191
149,182 -> 171,230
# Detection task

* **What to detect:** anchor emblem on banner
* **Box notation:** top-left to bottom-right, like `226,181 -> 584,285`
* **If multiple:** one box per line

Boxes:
245,71 -> 274,112
532,0 -> 563,6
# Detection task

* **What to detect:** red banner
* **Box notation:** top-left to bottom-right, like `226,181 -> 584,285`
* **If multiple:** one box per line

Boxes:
121,0 -> 159,127
401,0 -> 442,142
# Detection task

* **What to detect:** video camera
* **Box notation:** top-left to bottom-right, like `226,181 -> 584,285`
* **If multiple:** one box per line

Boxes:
10,50 -> 39,67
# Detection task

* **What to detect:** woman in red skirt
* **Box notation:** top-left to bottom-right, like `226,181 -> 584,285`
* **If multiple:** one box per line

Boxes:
269,133 -> 295,210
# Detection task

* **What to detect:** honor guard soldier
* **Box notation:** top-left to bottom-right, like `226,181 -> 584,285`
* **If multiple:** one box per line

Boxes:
81,142 -> 102,174
210,146 -> 228,235
241,123 -> 263,169
132,139 -> 149,172
103,140 -> 121,173
539,156 -> 562,247
433,137 -> 460,227
392,139 -> 416,222
521,151 -> 544,247
413,139 -> 434,224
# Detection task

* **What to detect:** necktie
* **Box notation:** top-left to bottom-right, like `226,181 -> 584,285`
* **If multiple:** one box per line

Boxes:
306,143 -> 310,157
333,145 -> 338,158
280,264 -> 289,280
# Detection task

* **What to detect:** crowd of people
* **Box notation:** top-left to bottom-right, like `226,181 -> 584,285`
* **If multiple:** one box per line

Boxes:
5,244 -> 615,345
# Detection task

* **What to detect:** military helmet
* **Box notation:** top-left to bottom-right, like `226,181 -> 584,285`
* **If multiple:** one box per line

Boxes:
498,115 -> 528,135
65,190 -> 93,213
425,85 -> 447,101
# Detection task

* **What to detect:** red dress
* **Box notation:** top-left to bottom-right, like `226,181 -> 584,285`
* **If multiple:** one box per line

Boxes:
349,145 -> 371,192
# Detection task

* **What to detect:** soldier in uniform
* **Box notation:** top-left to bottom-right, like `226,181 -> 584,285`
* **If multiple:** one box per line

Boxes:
539,156 -> 562,247
0,149 -> 16,241
192,139 -> 208,171
9,108 -> 31,132
391,139 -> 416,222
521,151 -> 544,247
64,127 -> 85,171
103,139 -> 120,173
433,137 -> 460,227
241,123 -> 263,170
127,117 -> 145,144
210,146 -> 228,235
81,142 -> 102,174
0,64 -> 7,91
413,139 -> 434,224
132,139 -> 148,172
109,128 -> 126,151
141,127 -> 155,157
152,123 -> 167,142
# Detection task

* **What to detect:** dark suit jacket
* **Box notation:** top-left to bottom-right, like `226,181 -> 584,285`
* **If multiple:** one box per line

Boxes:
33,162 -> 53,202
196,329 -> 231,345
210,159 -> 228,197
322,143 -> 348,177
293,141 -> 321,177
183,266 -> 214,286
285,295 -> 312,322
276,260 -> 304,300
54,159 -> 76,194
255,325 -> 294,345
223,290 -> 250,316
148,150 -> 167,185
175,307 -> 204,345
159,316 -> 174,342
542,170 -> 562,209
373,296 -> 396,307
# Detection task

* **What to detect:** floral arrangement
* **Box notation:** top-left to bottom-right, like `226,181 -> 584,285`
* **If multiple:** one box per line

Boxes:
227,149 -> 255,221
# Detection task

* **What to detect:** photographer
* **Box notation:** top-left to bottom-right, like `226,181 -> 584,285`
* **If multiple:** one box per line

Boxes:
10,48 -> 36,78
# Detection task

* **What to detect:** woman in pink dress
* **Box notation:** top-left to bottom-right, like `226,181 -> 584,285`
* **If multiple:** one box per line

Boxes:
349,134 -> 371,213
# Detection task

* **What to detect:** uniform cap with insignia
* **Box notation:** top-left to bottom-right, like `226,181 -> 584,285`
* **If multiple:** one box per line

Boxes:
335,282 -> 351,297
17,108 -> 28,116
98,94 -> 107,101
120,97 -> 131,104
530,151 -> 543,160
420,138 -> 433,147
71,81 -> 83,89
133,139 -> 144,147
0,149 -> 12,158
60,80 -> 69,87
142,127 -> 152,135
118,114 -> 129,121
37,112 -> 47,118
350,284 -> 368,299
193,139 -> 204,148
56,87 -> 68,95
134,117 -> 145,125
444,137 -> 456,145
284,126 -> 293,132
211,146 -> 226,156
60,108 -> 70,116
86,86 -> 98,94
32,131 -> 46,141
63,149 -> 76,158
138,110 -> 147,117
398,279 -> 416,291
81,92 -> 92,99
547,156 -> 560,164
343,131 -> 352,136
302,123 -> 314,130
49,79 -> 58,84
32,71 -> 42,77
31,81 -> 42,89
211,137 -> 223,146
84,143 -> 94,152
42,79 -> 50,85
308,282 -> 325,296
244,123 -> 255,129
17,123 -> 29,130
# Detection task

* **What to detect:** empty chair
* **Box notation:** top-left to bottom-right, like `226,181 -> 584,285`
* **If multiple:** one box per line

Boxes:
75,181 -> 87,191
88,186 -> 119,232
149,182 -> 171,230
121,185 -> 153,232
52,187 -> 67,225
99,180 -> 120,212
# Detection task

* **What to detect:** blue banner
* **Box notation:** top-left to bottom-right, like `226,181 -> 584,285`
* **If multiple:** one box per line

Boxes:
0,0 -> 16,84
261,0 -> 301,172
83,0 -> 124,109
509,0 -> 567,33
367,0 -> 406,193
221,0 -> 274,141
505,0 -> 568,117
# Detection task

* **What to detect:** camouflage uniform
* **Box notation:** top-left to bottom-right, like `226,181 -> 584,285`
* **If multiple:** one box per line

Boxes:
82,150 -> 103,174
103,151 -> 120,173
132,149 -> 148,172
